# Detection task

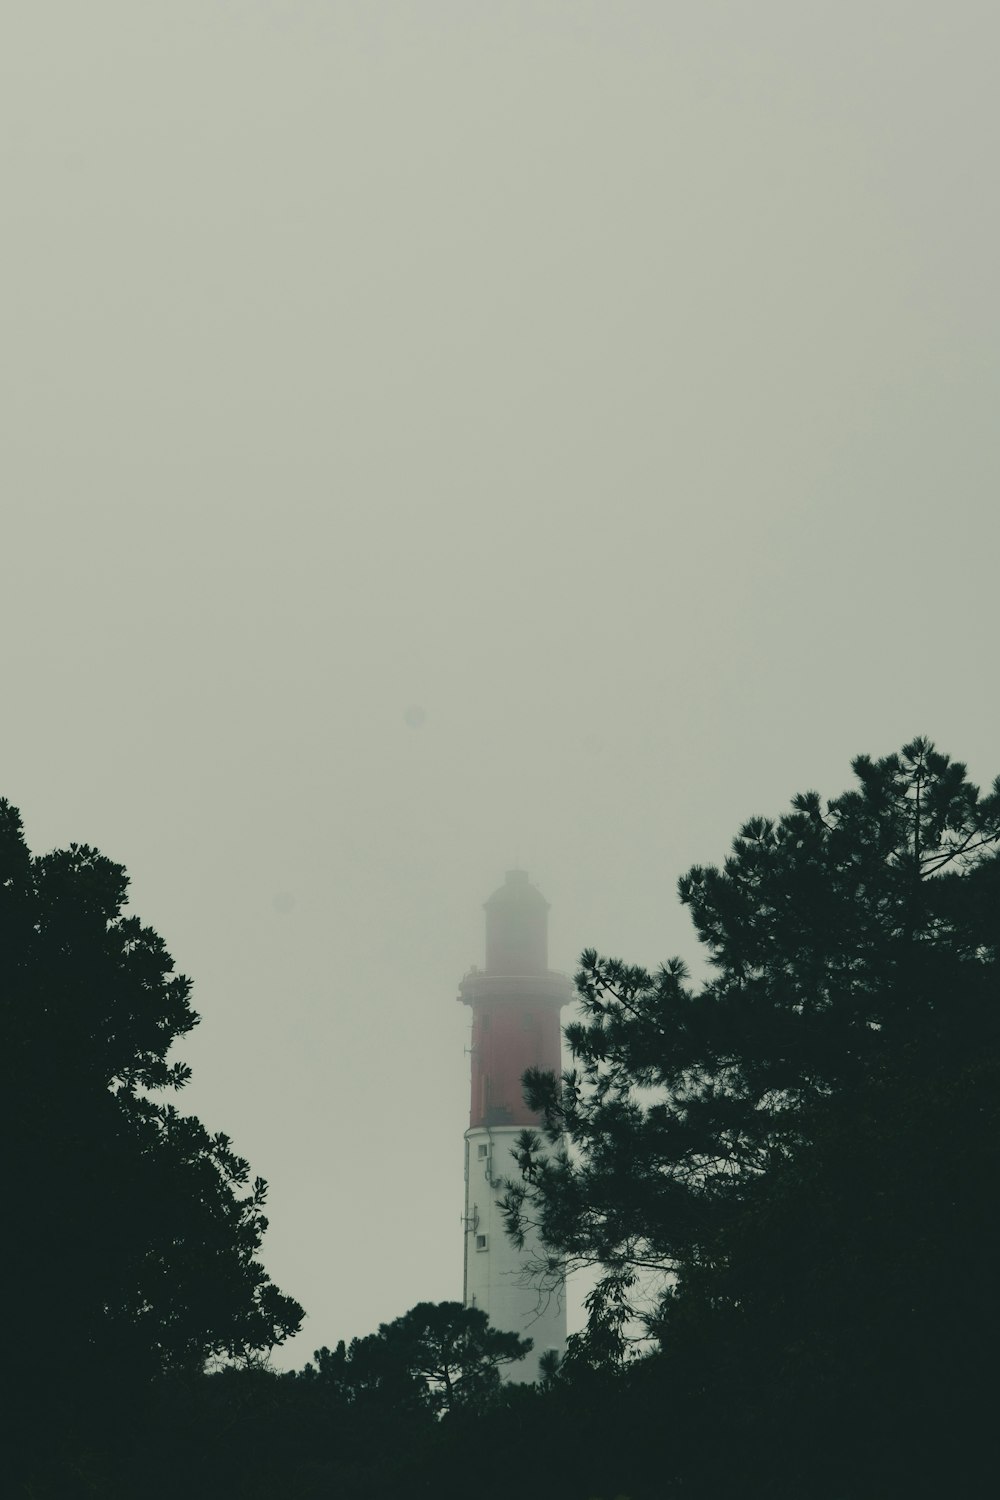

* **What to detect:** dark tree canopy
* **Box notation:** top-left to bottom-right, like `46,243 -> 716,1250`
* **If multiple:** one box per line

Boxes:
11,742 -> 999,1500
502,739 -> 1000,1352
1,798 -> 303,1425
302,1301 -> 532,1415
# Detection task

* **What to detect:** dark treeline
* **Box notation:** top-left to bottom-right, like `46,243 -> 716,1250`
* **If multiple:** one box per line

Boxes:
5,738 -> 999,1498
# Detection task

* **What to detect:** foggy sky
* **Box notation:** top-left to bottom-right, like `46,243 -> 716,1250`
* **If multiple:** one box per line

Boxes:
3,1 -> 998,1365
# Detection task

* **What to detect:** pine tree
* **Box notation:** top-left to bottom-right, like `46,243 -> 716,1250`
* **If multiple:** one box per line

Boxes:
502,739 -> 1000,1348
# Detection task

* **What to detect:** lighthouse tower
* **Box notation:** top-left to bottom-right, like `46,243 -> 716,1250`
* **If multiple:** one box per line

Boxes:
459,870 -> 574,1383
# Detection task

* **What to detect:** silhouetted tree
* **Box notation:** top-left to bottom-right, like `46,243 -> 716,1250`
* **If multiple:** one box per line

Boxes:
303,1301 -> 532,1415
503,738 -> 1000,1341
495,739 -> 1000,1496
1,799 -> 303,1485
386,1300 -> 532,1412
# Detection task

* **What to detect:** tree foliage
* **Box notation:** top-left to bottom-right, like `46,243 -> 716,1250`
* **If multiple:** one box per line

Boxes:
502,739 -> 1000,1349
302,1301 -> 532,1415
1,797 -> 303,1451
11,739 -> 1000,1498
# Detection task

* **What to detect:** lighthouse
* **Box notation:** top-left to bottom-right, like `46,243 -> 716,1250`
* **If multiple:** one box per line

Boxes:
459,870 -> 574,1382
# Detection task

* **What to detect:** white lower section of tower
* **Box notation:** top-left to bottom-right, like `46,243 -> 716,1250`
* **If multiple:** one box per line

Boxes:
463,1125 -> 566,1384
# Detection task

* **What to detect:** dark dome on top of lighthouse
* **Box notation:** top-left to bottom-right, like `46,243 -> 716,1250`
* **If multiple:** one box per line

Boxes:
483,869 -> 549,975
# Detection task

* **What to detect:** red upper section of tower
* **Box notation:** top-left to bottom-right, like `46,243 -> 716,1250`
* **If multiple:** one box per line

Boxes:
458,872 -> 573,1129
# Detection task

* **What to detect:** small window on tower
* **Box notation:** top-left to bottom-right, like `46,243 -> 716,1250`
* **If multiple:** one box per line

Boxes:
477,1143 -> 489,1160
475,1234 -> 489,1252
